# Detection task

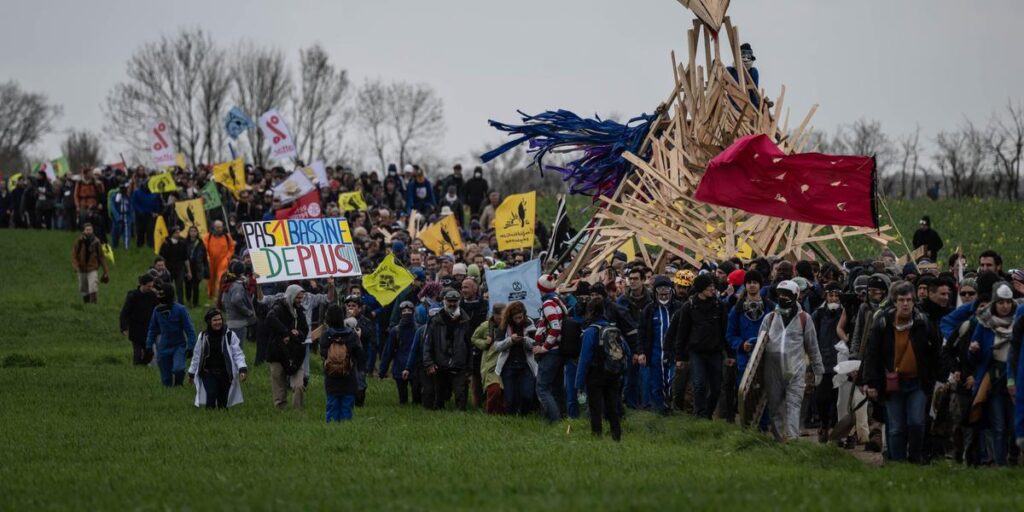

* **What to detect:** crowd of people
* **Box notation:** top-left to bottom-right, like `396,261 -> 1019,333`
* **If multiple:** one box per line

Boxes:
12,157 -> 1023,460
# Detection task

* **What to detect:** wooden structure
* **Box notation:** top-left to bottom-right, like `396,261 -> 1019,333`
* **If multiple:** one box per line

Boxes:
561,4 -> 894,280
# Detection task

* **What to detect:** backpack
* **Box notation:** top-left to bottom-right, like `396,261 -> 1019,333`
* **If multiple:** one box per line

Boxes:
594,324 -> 627,375
323,333 -> 352,377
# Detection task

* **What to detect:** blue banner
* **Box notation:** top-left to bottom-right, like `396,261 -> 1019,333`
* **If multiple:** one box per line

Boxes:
485,259 -> 543,315
225,106 -> 255,140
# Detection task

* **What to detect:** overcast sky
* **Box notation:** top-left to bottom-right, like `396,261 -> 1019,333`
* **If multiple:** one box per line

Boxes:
3,0 -> 1022,168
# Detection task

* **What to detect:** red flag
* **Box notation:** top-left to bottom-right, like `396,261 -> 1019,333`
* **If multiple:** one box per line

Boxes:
275,189 -> 323,219
694,134 -> 877,228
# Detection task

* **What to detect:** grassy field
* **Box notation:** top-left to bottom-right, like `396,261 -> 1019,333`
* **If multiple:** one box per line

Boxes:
1,225 -> 1023,510
547,196 -> 1024,268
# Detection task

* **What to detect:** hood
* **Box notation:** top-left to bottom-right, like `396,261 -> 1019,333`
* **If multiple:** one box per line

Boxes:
283,284 -> 304,316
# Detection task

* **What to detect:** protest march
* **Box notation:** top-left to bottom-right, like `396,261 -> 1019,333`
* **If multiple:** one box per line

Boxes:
3,1 -> 1024,510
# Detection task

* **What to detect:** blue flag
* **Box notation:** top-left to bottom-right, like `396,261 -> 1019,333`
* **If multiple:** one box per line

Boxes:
225,106 -> 255,140
485,259 -> 543,315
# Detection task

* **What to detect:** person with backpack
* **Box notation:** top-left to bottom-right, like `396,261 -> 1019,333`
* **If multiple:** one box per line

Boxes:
320,304 -> 364,422
404,305 -> 440,408
533,274 -> 568,423
345,294 -> 378,406
494,301 -> 538,416
639,275 -> 682,415
378,301 -> 419,405
560,283 -> 588,420
187,309 -> 248,409
575,298 -> 630,441
758,279 -> 824,441
964,281 -> 1016,466
472,303 -> 507,415
71,223 -> 109,304
674,273 -> 731,419
221,261 -> 256,351
120,273 -> 159,365
266,285 -> 310,410
145,286 -> 197,387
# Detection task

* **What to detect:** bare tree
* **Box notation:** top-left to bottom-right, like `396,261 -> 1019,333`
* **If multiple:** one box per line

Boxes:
831,119 -> 896,194
0,81 -> 62,172
896,127 -> 921,199
932,121 -> 990,198
61,130 -> 104,174
197,49 -> 232,164
987,100 -> 1024,200
232,42 -> 293,167
383,81 -> 445,169
355,79 -> 391,172
292,44 -> 350,163
104,28 -> 228,169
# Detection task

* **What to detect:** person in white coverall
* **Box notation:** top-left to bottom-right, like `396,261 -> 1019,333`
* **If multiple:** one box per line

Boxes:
758,280 -> 825,440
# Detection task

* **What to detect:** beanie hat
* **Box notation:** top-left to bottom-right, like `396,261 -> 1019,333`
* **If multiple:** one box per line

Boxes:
467,264 -> 481,279
719,261 -> 737,275
727,269 -> 746,287
537,274 -> 558,294
391,240 -> 406,254
993,282 -> 1013,301
692,273 -> 714,294
825,282 -> 842,293
744,269 -> 763,286
452,263 -> 468,276
410,267 -> 427,282
853,275 -> 870,292
575,281 -> 592,296
792,277 -> 810,292
1012,269 -> 1024,283
867,273 -> 890,292
673,269 -> 696,287
653,275 -> 673,289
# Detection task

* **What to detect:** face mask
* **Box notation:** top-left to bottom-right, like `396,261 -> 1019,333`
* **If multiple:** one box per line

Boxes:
658,298 -> 670,305
777,296 -> 794,309
446,305 -> 460,317
827,302 -> 841,311
743,300 -> 764,321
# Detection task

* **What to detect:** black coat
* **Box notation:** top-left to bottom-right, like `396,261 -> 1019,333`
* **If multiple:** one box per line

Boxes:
861,308 -> 941,392
319,326 -> 364,396
423,310 -> 471,371
120,288 -> 159,344
812,306 -> 843,371
674,295 -> 729,360
464,177 -> 489,215
266,302 -> 309,374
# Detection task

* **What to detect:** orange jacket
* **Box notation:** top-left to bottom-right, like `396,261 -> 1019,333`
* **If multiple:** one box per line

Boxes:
204,233 -> 236,266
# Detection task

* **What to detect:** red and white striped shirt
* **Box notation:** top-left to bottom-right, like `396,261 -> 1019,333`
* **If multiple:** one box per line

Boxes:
534,297 -> 565,350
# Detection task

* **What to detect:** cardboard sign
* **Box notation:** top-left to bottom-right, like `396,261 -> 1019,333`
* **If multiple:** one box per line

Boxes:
243,217 -> 362,284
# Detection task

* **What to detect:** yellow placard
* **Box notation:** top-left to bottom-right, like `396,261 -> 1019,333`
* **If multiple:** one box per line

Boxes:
174,198 -> 208,238
419,214 -> 463,255
495,191 -> 536,251
338,191 -> 367,212
212,158 -> 246,199
362,253 -> 414,306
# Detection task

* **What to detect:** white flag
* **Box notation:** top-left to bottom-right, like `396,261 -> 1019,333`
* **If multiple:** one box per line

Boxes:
301,161 -> 329,186
38,161 -> 56,182
272,169 -> 315,205
150,120 -> 177,168
258,108 -> 298,161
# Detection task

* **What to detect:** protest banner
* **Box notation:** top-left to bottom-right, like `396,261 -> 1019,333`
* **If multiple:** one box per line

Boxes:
174,198 -> 208,237
153,215 -> 169,255
148,172 -> 178,193
419,214 -> 463,255
6,173 -> 21,191
485,259 -> 542,314
362,253 -> 414,306
150,120 -> 177,168
301,161 -> 329,186
495,191 -> 536,251
243,217 -> 362,284
275,189 -> 322,219
212,158 -> 246,198
225,106 -> 255,140
51,156 -> 70,177
172,153 -> 187,171
258,108 -> 298,161
36,161 -> 56,182
338,190 -> 367,212
201,181 -> 222,210
272,169 -> 315,204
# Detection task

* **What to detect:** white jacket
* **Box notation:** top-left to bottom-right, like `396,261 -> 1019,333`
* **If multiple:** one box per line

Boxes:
493,324 -> 538,377
758,308 -> 825,379
187,330 -> 248,408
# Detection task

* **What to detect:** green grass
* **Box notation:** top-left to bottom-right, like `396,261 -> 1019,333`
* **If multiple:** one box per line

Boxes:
547,196 -> 1024,268
1,226 -> 1023,510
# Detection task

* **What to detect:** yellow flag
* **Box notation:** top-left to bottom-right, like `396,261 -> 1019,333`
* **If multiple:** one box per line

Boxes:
7,172 -> 22,191
494,191 -> 536,251
167,153 -> 187,171
148,172 -> 178,193
174,198 -> 208,238
362,253 -> 414,306
607,238 -> 637,263
419,214 -> 463,255
338,191 -> 367,212
213,158 -> 246,198
101,243 -> 116,264
153,215 -> 169,255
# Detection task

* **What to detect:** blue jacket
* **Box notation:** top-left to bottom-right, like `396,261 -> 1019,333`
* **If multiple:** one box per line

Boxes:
108,190 -> 134,224
727,299 -> 775,377
145,304 -> 197,356
379,320 -> 418,378
131,188 -> 161,216
404,325 -> 429,371
940,303 -> 975,341
405,179 -> 436,214
575,319 -> 632,390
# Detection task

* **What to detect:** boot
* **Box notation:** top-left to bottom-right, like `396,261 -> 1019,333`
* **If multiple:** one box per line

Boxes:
818,427 -> 829,444
83,295 -> 90,304
89,293 -> 98,304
